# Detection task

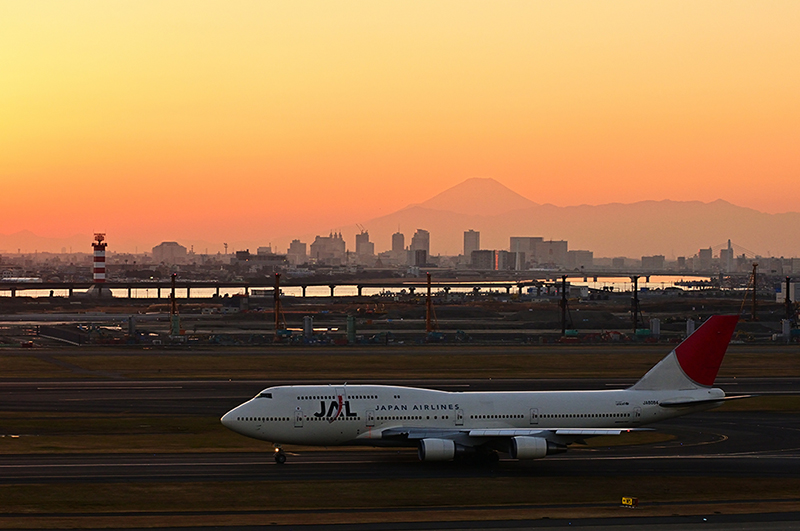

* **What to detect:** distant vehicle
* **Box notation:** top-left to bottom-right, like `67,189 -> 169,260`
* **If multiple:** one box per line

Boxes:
250,288 -> 280,298
0,277 -> 43,283
222,315 -> 742,464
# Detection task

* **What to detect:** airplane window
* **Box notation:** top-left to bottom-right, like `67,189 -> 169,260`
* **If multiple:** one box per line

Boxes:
258,393 -> 272,399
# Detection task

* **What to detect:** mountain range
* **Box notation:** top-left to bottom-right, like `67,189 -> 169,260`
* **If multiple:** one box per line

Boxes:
2,178 -> 799,259
353,178 -> 800,259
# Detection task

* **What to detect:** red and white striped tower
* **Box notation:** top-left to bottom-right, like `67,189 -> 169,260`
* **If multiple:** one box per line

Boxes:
92,233 -> 107,283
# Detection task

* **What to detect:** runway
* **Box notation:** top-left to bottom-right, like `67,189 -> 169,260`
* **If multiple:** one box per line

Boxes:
1,417 -> 799,484
0,378 -> 800,483
1,376 -> 797,415
2,377 -> 799,483
1,377 -> 799,529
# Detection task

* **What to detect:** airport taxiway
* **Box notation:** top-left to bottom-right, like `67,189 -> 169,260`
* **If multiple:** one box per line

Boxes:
0,377 -> 798,483
1,376 -> 798,415
1,376 -> 799,529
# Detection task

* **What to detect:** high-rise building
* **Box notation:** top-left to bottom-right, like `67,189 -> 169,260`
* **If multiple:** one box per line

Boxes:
411,249 -> 427,267
410,229 -> 430,255
309,232 -> 346,265
698,248 -> 713,271
355,230 -> 375,264
382,231 -> 406,265
471,250 -> 494,270
510,237 -> 543,268
287,240 -> 307,265
470,250 -> 521,271
464,230 -> 480,257
496,250 -> 519,270
720,240 -> 734,273
534,240 -> 568,267
391,232 -> 404,253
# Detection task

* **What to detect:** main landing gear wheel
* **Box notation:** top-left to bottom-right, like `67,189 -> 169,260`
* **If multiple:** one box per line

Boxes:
473,450 -> 499,466
273,446 -> 286,464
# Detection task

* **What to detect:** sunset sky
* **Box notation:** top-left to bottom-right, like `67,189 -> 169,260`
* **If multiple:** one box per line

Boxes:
2,1 -> 799,252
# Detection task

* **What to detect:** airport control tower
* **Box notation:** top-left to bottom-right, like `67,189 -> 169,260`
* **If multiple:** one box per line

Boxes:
92,233 -> 107,283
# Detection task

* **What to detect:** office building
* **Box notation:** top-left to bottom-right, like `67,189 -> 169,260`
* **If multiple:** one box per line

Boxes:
309,232 -> 346,265
567,250 -> 593,269
471,250 -> 494,270
410,229 -> 430,256
391,232 -> 404,252
152,241 -> 187,264
535,240 -> 568,267
355,230 -> 375,264
464,230 -> 480,257
641,255 -> 665,270
287,240 -> 307,265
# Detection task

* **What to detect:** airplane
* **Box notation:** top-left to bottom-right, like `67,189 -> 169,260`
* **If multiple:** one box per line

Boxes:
221,314 -> 743,464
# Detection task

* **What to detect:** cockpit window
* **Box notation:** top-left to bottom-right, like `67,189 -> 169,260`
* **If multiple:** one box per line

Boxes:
257,392 -> 273,399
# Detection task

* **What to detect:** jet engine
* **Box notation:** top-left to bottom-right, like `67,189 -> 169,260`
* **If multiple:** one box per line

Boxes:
509,436 -> 548,460
417,438 -> 456,461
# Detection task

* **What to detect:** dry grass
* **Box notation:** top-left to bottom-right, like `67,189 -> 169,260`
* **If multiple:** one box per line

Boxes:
22,346 -> 797,380
0,413 -> 263,454
1,476 -> 799,528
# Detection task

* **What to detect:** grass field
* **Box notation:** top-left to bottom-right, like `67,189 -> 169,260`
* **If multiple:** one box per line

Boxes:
1,476 -> 799,529
2,344 -> 799,380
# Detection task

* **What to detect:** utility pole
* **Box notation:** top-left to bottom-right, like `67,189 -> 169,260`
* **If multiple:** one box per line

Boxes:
750,263 -> 758,321
631,275 -> 640,335
170,273 -> 180,337
426,272 -> 434,333
560,275 -> 568,336
273,273 -> 282,336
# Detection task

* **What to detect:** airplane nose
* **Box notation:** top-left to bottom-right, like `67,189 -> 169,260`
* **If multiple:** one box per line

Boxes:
221,409 -> 238,431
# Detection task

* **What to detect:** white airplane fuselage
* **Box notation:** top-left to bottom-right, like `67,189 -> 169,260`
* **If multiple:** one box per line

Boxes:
222,384 -> 722,447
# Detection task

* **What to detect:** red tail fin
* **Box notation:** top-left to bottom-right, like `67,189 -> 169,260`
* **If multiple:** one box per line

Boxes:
675,315 -> 739,386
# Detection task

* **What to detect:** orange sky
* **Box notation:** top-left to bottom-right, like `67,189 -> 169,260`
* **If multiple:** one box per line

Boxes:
2,1 -> 799,252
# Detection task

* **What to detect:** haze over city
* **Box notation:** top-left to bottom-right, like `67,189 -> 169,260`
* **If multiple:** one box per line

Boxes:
2,2 -> 799,256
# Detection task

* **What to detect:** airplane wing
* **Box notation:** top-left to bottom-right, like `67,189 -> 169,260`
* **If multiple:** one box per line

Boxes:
379,426 -> 648,441
470,428 -> 648,437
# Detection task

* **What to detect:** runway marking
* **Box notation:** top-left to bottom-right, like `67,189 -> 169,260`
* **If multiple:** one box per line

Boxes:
37,386 -> 184,390
3,453 -> 799,470
57,396 -> 233,401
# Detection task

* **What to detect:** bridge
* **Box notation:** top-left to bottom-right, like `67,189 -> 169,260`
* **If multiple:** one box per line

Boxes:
0,272 -> 714,299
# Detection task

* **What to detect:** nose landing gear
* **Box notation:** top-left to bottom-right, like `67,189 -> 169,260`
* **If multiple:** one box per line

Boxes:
273,445 -> 286,464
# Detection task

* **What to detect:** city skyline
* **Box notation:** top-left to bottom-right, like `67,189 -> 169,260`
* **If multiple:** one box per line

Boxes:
3,2 -> 799,252
1,176 -> 800,259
